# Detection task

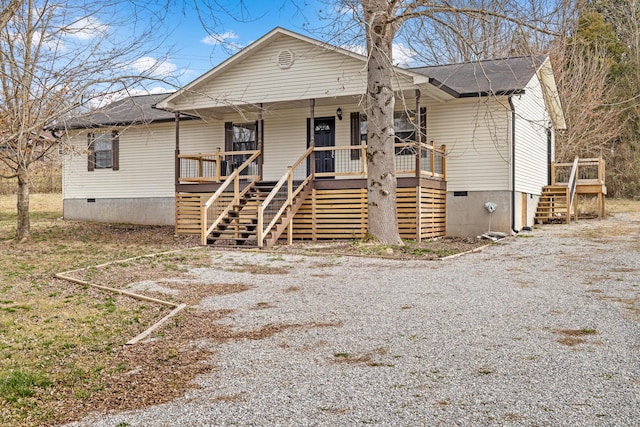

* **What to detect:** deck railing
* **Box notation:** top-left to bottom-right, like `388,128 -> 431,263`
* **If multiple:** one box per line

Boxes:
552,157 -> 605,186
179,148 -> 260,183
312,142 -> 446,179
395,142 -> 447,179
180,142 -> 446,183
257,146 -> 314,247
200,151 -> 261,245
313,145 -> 368,178
252,142 -> 446,247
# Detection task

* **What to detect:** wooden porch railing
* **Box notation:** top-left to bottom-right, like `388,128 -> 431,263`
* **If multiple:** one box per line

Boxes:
552,157 -> 605,186
200,151 -> 261,245
257,146 -> 314,247
311,142 -> 446,179
190,143 -> 446,245
546,156 -> 606,224
566,157 -> 579,222
179,148 -> 260,183
179,142 -> 446,184
395,142 -> 447,179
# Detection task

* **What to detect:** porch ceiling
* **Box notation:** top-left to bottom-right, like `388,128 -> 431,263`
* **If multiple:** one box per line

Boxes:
175,86 -> 450,120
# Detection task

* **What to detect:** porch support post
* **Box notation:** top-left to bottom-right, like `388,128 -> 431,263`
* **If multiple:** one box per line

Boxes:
258,103 -> 264,180
415,90 -> 422,242
174,112 -> 180,185
415,89 -> 421,178
310,99 -> 316,176
174,112 -> 180,237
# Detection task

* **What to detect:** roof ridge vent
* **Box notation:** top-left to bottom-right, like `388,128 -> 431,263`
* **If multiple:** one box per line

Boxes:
277,49 -> 295,69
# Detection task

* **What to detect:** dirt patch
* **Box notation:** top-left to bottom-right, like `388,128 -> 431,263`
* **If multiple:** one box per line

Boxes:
270,236 -> 488,260
553,328 -> 598,347
48,290 -> 340,425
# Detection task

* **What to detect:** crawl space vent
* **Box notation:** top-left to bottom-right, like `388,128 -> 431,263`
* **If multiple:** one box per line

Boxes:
277,49 -> 295,69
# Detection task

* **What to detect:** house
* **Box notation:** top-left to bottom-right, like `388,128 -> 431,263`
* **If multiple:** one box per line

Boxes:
61,27 -> 570,246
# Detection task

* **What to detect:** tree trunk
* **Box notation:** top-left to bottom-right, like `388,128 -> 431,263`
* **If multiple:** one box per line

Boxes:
16,166 -> 31,241
363,0 -> 403,245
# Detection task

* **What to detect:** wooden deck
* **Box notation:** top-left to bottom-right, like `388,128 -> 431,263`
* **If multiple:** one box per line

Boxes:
535,157 -> 607,224
289,178 -> 446,241
174,144 -> 447,246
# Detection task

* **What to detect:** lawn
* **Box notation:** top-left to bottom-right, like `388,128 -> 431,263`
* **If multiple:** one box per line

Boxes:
0,193 -> 202,426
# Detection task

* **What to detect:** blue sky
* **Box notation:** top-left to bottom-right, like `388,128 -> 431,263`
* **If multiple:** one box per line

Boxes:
121,1 -> 417,95
144,0 -> 330,90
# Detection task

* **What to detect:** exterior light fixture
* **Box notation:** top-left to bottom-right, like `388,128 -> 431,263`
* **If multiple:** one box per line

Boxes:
336,107 -> 343,120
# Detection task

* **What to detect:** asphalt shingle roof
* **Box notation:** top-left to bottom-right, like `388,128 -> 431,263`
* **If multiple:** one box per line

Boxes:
64,56 -> 548,128
62,93 -> 177,129
410,55 -> 548,97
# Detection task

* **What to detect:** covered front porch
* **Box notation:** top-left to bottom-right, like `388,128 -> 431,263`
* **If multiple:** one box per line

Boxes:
172,104 -> 447,247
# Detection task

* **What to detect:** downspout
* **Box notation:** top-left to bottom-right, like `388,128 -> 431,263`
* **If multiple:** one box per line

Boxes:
508,96 -> 519,234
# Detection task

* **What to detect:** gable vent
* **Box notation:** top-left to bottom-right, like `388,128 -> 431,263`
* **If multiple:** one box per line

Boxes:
277,49 -> 295,69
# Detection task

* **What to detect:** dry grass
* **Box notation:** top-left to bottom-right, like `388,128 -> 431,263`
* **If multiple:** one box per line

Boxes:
0,194 -> 206,426
0,194 -> 342,426
607,198 -> 640,215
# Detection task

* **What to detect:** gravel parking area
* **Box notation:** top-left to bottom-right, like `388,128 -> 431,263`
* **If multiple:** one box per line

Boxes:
66,213 -> 639,426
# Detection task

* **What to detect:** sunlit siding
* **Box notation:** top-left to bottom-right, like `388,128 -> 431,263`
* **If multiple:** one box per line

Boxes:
171,35 -> 380,110
62,120 -> 215,199
217,103 -> 360,181
512,76 -> 551,195
179,119 -> 221,153
425,97 -> 511,192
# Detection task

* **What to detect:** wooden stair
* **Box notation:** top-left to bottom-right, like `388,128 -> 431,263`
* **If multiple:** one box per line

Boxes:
206,181 -> 277,247
261,181 -> 313,248
535,184 -> 572,224
205,180 -> 313,248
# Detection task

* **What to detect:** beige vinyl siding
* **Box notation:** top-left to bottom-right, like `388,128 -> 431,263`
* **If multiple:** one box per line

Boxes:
220,103 -> 359,181
179,119 -> 221,154
425,97 -> 511,192
171,35 -> 414,111
512,76 -> 551,195
62,120 -> 215,199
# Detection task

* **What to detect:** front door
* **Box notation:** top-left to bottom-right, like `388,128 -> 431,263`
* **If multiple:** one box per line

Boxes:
307,117 -> 335,176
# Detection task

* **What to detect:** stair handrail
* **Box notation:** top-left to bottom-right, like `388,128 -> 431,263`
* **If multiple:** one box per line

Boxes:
257,146 -> 314,247
567,156 -> 579,220
201,151 -> 261,245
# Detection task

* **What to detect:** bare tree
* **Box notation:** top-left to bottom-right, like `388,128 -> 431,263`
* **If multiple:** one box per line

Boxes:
335,0 -> 561,244
0,0 -> 172,241
593,0 -> 640,196
551,39 -> 623,161
0,0 -> 22,32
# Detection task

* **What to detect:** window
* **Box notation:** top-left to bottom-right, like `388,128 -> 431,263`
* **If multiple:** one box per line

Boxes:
350,111 -> 417,158
394,111 -> 416,155
350,113 -> 367,160
232,122 -> 257,151
87,131 -> 119,171
224,122 -> 258,175
393,111 -> 416,143
225,122 -> 257,152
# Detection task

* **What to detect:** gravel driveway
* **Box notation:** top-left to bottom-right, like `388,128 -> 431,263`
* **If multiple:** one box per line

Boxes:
67,213 -> 639,426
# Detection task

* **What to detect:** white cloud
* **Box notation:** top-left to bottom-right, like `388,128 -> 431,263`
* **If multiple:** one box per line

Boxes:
393,43 -> 417,67
341,44 -> 367,56
130,56 -> 177,78
201,31 -> 243,52
85,86 -> 173,110
341,42 -> 417,67
61,16 -> 109,40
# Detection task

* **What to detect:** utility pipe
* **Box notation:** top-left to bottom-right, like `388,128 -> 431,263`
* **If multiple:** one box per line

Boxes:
508,96 -> 519,234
